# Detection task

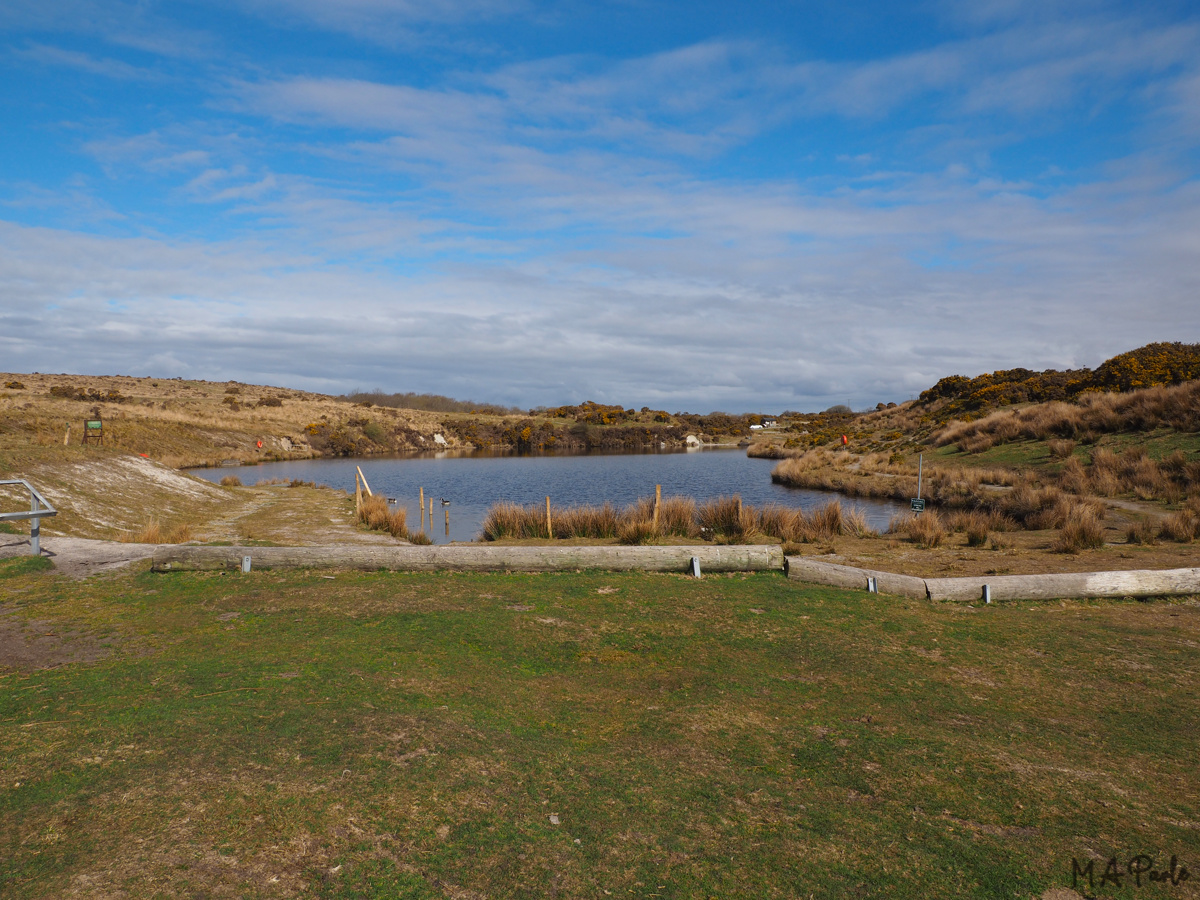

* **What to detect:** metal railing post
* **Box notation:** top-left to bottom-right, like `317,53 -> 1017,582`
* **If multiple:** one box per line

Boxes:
1,479 -> 57,556
30,492 -> 40,556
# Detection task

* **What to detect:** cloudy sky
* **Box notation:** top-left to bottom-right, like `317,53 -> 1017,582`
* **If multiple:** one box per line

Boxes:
2,0 -> 1198,411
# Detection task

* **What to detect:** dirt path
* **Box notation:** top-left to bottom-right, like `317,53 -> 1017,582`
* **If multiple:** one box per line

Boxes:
0,533 -> 156,578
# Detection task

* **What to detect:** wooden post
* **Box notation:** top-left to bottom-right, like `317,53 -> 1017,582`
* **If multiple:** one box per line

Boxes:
445,507 -> 450,537
63,425 -> 71,446
654,484 -> 661,529
546,496 -> 553,539
355,471 -> 362,514
356,465 -> 372,497
419,487 -> 425,530
429,498 -> 433,522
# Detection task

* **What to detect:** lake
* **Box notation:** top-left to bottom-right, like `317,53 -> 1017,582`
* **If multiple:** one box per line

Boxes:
189,449 -> 907,544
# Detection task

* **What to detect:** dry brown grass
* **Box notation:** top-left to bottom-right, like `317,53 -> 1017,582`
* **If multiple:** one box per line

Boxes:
1125,519 -> 1159,545
357,494 -> 409,539
616,518 -> 659,545
119,519 -> 194,544
934,380 -> 1200,451
1047,438 -> 1076,459
219,475 -> 243,487
889,511 -> 946,548
478,495 -> 877,545
1159,509 -> 1198,543
697,496 -> 755,543
1051,505 -> 1106,553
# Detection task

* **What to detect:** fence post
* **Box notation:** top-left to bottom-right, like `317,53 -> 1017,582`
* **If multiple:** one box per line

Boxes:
654,484 -> 661,529
30,492 -> 40,556
546,496 -> 553,539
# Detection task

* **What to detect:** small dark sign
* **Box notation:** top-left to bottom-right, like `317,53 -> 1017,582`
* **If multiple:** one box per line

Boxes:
910,498 -> 925,512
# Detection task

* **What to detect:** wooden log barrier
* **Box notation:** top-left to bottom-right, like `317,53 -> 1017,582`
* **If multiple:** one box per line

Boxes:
925,567 -> 1200,602
784,556 -> 928,600
153,544 -> 786,574
786,556 -> 1200,602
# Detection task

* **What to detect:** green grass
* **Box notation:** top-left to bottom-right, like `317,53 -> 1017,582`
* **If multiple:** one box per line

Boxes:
1,566 -> 1198,898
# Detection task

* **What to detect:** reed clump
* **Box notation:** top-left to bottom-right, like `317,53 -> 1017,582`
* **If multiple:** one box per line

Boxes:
697,496 -> 754,543
220,475 -> 243,487
120,519 -> 194,544
888,511 -> 946,548
357,494 -> 410,539
1051,505 -> 1106,553
478,494 -> 875,544
1125,519 -> 1158,545
1159,509 -> 1198,543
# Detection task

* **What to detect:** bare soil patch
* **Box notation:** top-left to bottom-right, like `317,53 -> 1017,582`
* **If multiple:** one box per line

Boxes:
0,607 -> 112,671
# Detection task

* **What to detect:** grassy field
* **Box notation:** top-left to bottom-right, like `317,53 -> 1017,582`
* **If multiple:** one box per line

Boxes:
2,560 -> 1198,898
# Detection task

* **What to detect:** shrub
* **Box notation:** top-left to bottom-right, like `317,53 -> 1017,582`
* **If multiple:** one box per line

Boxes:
408,530 -> 433,545
1052,506 -> 1106,553
4,381 -> 24,389
256,397 -> 283,408
361,420 -> 387,443
220,475 -> 243,487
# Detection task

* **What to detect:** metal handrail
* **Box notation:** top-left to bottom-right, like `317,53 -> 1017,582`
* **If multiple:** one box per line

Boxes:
0,479 -> 58,556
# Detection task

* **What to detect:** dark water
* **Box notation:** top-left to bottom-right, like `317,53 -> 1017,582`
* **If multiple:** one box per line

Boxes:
190,449 -> 907,544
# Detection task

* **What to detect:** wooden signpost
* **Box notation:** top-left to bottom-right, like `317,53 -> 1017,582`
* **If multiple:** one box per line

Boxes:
82,418 -> 103,446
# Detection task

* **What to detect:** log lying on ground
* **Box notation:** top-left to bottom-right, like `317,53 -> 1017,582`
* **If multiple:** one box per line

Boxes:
784,556 -> 928,599
786,555 -> 1200,601
925,567 -> 1200,602
152,544 -> 785,574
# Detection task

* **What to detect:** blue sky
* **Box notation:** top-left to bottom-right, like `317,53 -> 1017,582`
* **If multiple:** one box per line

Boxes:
2,0 -> 1198,411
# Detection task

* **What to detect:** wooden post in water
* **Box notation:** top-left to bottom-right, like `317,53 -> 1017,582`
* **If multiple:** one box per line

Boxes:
546,496 -> 553,539
653,484 -> 661,529
429,498 -> 433,522
419,487 -> 425,530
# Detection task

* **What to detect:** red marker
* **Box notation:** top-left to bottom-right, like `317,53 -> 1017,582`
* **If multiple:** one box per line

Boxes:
256,440 -> 263,449
841,435 -> 848,446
